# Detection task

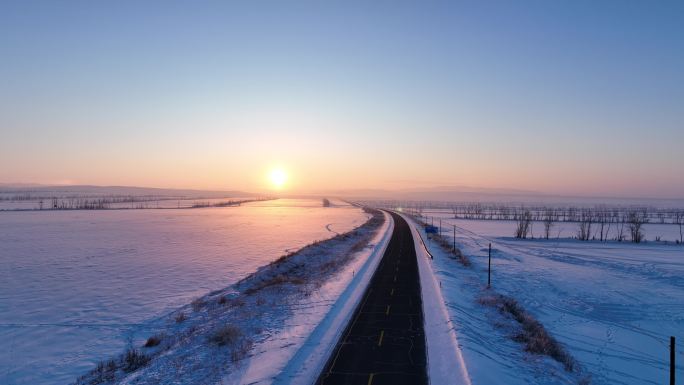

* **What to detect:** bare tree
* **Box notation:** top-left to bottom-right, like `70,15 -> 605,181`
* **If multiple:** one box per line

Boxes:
514,209 -> 532,239
596,207 -> 610,242
543,209 -> 554,239
577,209 -> 593,241
604,209 -> 614,242
615,212 -> 626,241
674,210 -> 684,245
627,210 -> 646,243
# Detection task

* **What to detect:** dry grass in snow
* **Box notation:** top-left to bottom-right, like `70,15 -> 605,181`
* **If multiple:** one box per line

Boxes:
74,207 -> 384,385
478,292 -> 576,372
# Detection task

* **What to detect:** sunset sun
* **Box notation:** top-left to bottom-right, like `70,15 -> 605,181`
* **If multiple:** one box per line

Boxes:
268,168 -> 288,189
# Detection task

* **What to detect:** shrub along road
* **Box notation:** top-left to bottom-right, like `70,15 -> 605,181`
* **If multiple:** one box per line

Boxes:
317,212 -> 428,385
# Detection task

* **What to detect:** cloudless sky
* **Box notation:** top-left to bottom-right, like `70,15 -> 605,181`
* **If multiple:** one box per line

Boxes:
1,1 -> 682,197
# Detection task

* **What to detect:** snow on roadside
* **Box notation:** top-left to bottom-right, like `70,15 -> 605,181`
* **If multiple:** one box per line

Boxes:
74,208 -> 389,385
431,216 -> 683,385
401,214 -> 471,385
269,210 -> 392,385
403,215 -> 587,385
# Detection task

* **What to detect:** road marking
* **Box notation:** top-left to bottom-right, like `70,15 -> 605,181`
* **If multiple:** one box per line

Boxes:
378,330 -> 385,346
390,288 -> 394,296
393,275 -> 397,282
367,373 -> 375,385
386,305 -> 391,315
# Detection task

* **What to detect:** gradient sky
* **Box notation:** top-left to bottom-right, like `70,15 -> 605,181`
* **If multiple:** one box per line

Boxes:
1,1 -> 682,197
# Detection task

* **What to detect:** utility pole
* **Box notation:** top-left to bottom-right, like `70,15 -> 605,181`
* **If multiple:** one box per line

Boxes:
671,336 -> 676,385
487,243 -> 492,288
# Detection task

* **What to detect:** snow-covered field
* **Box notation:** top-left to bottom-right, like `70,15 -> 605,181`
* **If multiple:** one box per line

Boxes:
71,209 -> 388,385
0,199 -> 367,385
419,213 -> 683,385
0,197 -> 258,210
420,212 -> 683,243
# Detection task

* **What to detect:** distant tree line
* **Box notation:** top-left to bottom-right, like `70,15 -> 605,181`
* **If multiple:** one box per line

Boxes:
0,195 -> 274,211
190,197 -> 272,208
488,206 -> 675,244
1,194 -> 168,203
367,200 -> 684,245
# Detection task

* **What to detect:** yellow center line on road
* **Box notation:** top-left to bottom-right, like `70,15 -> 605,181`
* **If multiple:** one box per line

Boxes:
386,305 -> 391,315
378,330 -> 385,346
367,373 -> 375,385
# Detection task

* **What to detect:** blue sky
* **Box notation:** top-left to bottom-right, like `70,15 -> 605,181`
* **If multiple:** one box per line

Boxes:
1,1 -> 682,197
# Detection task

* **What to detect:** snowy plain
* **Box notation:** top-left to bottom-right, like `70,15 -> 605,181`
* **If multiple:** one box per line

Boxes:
0,197 -> 257,211
417,213 -> 683,385
0,199 -> 367,385
420,211 -> 683,243
70,207 -> 388,385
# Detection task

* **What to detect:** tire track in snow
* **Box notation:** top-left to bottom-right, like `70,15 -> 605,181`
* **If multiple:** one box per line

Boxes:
325,223 -> 339,235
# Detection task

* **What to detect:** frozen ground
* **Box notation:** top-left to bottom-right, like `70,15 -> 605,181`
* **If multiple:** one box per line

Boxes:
0,185 -> 257,211
73,209 -> 389,385
420,212 -> 683,243
417,214 -> 683,385
0,199 -> 367,385
0,197 -> 259,210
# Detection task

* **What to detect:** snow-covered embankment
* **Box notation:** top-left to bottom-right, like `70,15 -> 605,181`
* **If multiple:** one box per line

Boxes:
401,213 -> 472,385
75,209 -> 391,385
404,214 -> 590,385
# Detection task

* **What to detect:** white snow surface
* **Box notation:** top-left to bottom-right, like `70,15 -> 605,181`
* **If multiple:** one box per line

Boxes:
417,214 -> 683,385
265,211 -> 392,385
420,213 -> 683,243
401,214 -> 471,385
71,207 -> 387,385
0,199 -> 367,385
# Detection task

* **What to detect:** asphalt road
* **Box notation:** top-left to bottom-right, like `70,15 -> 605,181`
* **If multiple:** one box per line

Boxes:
317,212 -> 428,385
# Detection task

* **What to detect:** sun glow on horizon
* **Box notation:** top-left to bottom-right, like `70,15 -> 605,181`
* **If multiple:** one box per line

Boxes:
268,168 -> 288,189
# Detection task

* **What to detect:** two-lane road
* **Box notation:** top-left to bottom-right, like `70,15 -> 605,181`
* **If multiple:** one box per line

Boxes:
317,212 -> 428,385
